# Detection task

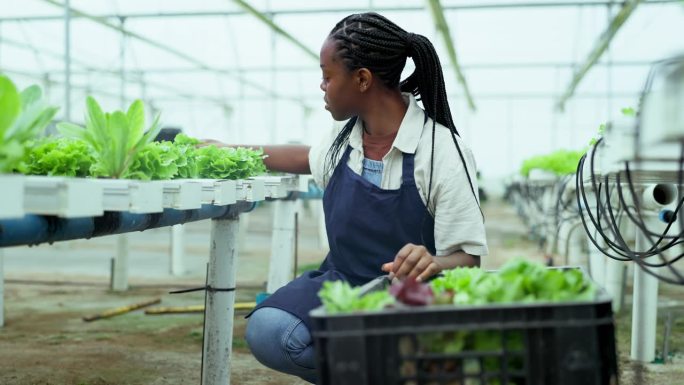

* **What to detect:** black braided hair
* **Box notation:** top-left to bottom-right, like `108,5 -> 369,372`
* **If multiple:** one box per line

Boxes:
323,12 -> 483,223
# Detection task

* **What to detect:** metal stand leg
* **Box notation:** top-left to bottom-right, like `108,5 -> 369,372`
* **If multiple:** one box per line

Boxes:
111,234 -> 129,291
0,249 -> 4,328
170,224 -> 185,276
237,212 -> 250,251
631,216 -> 659,362
588,230 -> 606,288
605,258 -> 625,313
267,200 -> 296,293
202,217 -> 239,385
566,223 -> 585,268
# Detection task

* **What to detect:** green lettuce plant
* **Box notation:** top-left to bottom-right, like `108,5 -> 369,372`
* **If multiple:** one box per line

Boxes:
318,280 -> 395,314
519,150 -> 585,177
57,97 -> 161,179
194,145 -> 267,179
0,75 -> 59,173
123,141 -> 181,180
173,134 -> 200,179
23,137 -> 95,177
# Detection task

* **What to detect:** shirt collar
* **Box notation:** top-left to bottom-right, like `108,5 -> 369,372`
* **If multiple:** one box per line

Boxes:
348,93 -> 425,155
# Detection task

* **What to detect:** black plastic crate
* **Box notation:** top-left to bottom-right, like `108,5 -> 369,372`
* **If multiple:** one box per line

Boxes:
310,272 -> 618,385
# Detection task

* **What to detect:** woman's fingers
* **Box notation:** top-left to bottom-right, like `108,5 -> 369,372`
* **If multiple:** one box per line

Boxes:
384,244 -> 441,282
390,243 -> 434,280
416,262 -> 441,283
409,257 -> 433,280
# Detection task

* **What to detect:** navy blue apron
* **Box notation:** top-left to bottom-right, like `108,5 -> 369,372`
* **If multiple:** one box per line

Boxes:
250,119 -> 435,330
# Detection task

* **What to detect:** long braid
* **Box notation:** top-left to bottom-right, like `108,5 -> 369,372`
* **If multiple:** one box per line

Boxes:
324,12 -> 483,222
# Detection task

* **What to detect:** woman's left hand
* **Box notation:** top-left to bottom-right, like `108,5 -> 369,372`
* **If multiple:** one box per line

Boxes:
381,243 -> 443,282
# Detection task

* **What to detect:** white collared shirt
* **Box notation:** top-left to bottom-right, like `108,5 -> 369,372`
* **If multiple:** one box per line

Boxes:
309,93 -> 489,257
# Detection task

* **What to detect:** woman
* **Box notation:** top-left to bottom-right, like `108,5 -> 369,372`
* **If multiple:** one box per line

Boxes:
241,12 -> 488,383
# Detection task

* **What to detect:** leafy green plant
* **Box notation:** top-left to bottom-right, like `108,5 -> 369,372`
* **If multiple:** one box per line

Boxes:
0,75 -> 59,173
318,259 -> 595,315
57,97 -> 161,179
194,145 -> 267,179
118,134 -> 267,180
318,280 -> 395,314
589,106 -> 635,146
519,150 -> 585,177
430,259 -> 595,305
173,134 -> 200,179
23,137 -> 95,177
123,141 -> 180,180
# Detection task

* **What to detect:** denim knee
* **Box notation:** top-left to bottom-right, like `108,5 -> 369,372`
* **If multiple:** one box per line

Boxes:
245,307 -> 317,383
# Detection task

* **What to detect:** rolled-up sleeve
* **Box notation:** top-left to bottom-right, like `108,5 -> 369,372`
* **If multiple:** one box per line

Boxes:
432,144 -> 489,257
309,125 -> 340,189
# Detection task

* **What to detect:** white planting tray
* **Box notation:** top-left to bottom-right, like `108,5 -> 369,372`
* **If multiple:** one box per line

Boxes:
23,176 -> 104,218
0,174 -> 25,219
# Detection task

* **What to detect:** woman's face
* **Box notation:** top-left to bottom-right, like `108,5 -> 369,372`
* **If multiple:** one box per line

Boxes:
319,37 -> 362,121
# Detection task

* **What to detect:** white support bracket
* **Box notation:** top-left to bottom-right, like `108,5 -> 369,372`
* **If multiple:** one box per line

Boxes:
0,248 -> 4,328
163,181 -> 203,210
111,234 -> 130,292
237,179 -> 265,202
267,200 -> 297,293
201,216 -> 239,385
170,224 -> 185,276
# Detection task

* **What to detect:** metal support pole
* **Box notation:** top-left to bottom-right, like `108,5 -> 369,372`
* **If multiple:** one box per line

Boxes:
631,215 -> 660,362
605,257 -> 626,313
119,16 -> 126,109
201,217 -> 239,385
111,234 -> 129,291
267,200 -> 296,293
588,229 -> 607,287
566,223 -> 586,268
170,224 -> 185,276
0,248 -> 4,328
236,211 -> 250,250
64,0 -> 72,121
268,4 -> 277,144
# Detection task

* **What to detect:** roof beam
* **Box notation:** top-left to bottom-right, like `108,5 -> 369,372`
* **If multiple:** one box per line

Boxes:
426,0 -> 476,111
39,0 -> 308,107
30,60 -> 656,76
231,0 -> 318,61
0,1 -> 679,21
556,0 -> 643,111
0,36 -> 232,108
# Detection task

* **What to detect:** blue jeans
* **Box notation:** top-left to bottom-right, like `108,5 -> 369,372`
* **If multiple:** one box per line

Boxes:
245,306 -> 318,384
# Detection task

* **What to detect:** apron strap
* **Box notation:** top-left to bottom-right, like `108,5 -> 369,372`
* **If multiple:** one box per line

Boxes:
401,111 -> 429,185
329,145 -> 353,182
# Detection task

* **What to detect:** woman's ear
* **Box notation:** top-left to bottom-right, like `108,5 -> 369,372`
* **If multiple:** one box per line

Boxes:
356,68 -> 373,93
